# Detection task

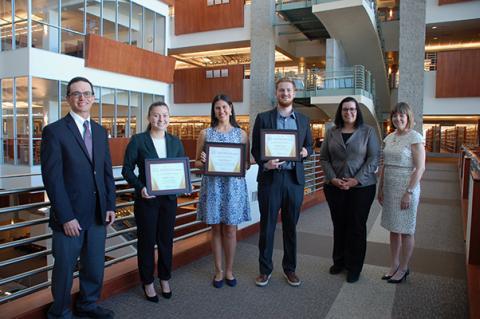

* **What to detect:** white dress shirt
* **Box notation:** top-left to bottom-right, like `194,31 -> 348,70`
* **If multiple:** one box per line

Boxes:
69,111 -> 91,138
152,136 -> 167,158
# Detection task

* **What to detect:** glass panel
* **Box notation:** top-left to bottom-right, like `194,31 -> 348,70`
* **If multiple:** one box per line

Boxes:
61,28 -> 83,57
15,77 -> 29,165
154,13 -> 165,54
32,0 -> 59,25
102,0 -> 116,40
101,87 -> 114,138
117,0 -> 129,44
32,21 -> 59,52
32,77 -> 58,164
130,2 -> 141,48
116,89 -> 128,137
143,8 -> 153,51
142,93 -> 153,132
86,0 -> 101,35
2,78 -> 14,164
61,0 -> 84,33
91,86 -> 100,123
130,92 -> 141,134
60,81 -> 69,117
14,20 -> 27,48
14,0 -> 27,21
0,0 -> 13,51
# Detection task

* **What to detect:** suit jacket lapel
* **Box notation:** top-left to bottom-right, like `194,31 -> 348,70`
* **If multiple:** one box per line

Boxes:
144,132 -> 159,158
165,133 -> 174,158
332,128 -> 347,149
65,113 -> 93,164
269,109 -> 277,129
91,121 -> 103,166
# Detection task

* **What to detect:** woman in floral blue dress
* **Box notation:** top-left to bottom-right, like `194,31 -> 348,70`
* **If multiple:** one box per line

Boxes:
195,94 -> 251,288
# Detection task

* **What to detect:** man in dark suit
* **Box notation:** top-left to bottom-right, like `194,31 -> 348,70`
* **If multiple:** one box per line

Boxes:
41,77 -> 116,319
251,78 -> 313,287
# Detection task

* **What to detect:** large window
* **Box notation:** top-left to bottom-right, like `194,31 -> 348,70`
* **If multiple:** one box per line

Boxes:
1,76 -> 163,165
1,0 -> 166,57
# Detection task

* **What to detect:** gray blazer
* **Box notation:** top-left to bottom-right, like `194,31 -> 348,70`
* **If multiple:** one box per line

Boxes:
319,124 -> 379,187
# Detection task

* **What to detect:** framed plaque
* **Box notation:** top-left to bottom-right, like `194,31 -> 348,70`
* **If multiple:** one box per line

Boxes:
204,142 -> 246,177
260,129 -> 300,161
145,157 -> 192,195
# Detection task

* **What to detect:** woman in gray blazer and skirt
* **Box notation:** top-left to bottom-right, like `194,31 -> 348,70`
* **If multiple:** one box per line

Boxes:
320,97 -> 380,283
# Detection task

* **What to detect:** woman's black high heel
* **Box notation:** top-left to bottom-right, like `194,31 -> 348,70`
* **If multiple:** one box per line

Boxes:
381,267 -> 399,280
160,281 -> 172,299
142,285 -> 159,303
387,269 -> 410,284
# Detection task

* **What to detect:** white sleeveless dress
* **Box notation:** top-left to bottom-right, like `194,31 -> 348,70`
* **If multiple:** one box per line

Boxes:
381,130 -> 423,234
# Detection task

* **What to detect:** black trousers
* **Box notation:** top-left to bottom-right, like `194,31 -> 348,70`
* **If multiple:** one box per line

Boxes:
324,184 -> 376,275
258,170 -> 304,275
48,223 -> 106,319
134,196 -> 177,283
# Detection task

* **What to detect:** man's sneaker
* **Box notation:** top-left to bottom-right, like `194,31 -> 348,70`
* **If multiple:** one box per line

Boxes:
255,274 -> 272,287
283,271 -> 301,287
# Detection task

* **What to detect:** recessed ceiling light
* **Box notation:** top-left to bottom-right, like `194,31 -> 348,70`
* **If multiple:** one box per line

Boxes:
433,37 -> 438,40
432,26 -> 437,29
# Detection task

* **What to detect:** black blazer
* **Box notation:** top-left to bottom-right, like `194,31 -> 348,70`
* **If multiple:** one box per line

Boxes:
122,131 -> 185,199
41,113 -> 116,231
251,108 -> 313,185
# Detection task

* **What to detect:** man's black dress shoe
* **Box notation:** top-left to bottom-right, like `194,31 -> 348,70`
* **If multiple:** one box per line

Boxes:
346,272 -> 360,283
329,264 -> 344,275
142,285 -> 159,303
74,306 -> 115,319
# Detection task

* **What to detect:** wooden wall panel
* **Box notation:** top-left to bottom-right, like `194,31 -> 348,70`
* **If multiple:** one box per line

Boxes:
174,0 -> 244,35
109,137 -> 130,166
436,49 -> 480,98
85,34 -> 176,83
174,65 -> 244,103
439,0 -> 473,5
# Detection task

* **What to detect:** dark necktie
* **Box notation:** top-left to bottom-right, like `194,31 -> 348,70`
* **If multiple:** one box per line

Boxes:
83,120 -> 93,160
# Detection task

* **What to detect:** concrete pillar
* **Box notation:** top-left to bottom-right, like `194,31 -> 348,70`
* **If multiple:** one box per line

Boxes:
325,39 -> 349,72
398,0 -> 426,134
249,0 -> 276,132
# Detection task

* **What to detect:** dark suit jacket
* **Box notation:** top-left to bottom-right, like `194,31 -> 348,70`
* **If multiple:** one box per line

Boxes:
122,131 -> 185,199
41,113 -> 116,231
251,108 -> 313,185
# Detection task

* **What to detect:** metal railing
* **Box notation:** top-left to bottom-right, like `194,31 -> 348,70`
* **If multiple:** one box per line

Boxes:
0,156 -> 324,303
0,161 -> 205,303
275,66 -> 375,100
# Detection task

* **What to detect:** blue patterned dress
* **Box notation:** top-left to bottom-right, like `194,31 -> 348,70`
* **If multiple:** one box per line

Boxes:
196,127 -> 251,225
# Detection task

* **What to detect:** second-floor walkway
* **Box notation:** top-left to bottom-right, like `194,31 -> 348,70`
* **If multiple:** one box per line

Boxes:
98,158 -> 467,319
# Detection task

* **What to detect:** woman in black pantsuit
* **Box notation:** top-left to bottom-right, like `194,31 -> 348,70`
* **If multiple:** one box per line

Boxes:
122,102 -> 185,301
320,97 -> 380,283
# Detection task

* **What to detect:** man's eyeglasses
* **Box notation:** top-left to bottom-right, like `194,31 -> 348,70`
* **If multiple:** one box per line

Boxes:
69,91 -> 94,99
342,107 -> 357,113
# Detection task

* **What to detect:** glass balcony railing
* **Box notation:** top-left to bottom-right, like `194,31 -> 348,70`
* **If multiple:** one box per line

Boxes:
275,65 -> 376,101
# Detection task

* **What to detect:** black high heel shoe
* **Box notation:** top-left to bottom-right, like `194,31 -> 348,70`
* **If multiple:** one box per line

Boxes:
381,267 -> 399,280
142,285 -> 159,303
160,281 -> 172,299
387,269 -> 410,284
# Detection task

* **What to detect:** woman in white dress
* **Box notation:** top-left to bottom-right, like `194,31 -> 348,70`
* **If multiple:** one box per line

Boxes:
378,102 -> 425,283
